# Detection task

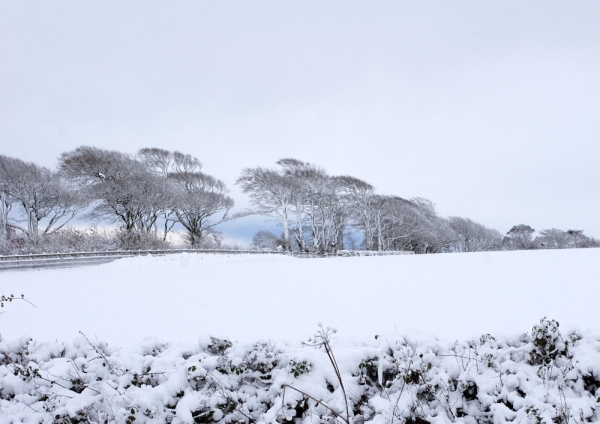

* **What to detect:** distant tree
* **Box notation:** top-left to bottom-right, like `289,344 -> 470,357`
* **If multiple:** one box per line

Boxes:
136,148 -> 193,240
238,160 -> 478,254
536,228 -> 568,249
353,195 -> 455,254
448,216 -> 503,252
277,159 -> 348,253
137,147 -> 175,177
0,155 -> 86,243
60,146 -> 232,247
0,159 -> 18,243
504,224 -> 536,250
251,230 -> 280,250
397,198 -> 456,254
137,148 -> 233,246
338,176 -> 377,250
371,196 -> 421,251
59,146 -> 156,233
565,229 -> 593,248
236,162 -> 295,251
169,171 -> 234,247
536,228 -> 598,249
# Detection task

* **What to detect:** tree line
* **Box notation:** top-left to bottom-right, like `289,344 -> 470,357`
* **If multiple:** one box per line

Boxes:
0,148 -> 597,254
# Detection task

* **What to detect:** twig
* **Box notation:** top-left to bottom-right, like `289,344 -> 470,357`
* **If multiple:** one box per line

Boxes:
18,399 -> 39,413
67,360 -> 101,395
304,326 -> 351,424
0,294 -> 37,314
282,384 -> 349,424
324,339 -> 351,422
79,331 -> 121,376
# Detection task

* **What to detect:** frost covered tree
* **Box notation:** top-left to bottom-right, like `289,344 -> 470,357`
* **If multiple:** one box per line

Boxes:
0,163 -> 17,243
0,155 -> 86,243
154,148 -> 231,246
278,159 -> 349,253
238,159 -> 354,253
337,180 -> 455,253
504,224 -> 536,250
168,171 -> 233,247
564,229 -> 597,248
536,228 -> 598,249
251,230 -> 280,250
236,162 -> 295,251
137,148 -> 201,240
369,196 -> 420,251
448,216 -> 503,252
536,228 -> 569,249
238,159 -> 463,254
59,147 -> 165,235
337,176 -> 377,250
138,147 -> 235,246
59,146 -> 232,247
369,197 -> 457,254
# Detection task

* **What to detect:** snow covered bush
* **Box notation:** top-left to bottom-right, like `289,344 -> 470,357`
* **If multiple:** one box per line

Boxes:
1,320 -> 600,423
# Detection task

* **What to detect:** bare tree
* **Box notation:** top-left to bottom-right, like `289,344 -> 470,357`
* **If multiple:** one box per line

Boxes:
504,224 -> 536,250
59,146 -> 172,237
59,146 -> 143,231
536,228 -> 598,249
448,216 -> 503,252
251,230 -> 280,250
169,171 -> 234,247
277,160 -> 352,253
371,196 -> 420,251
564,229 -> 595,248
137,147 -> 175,177
281,160 -> 326,252
137,148 -> 181,240
239,160 -> 382,253
338,176 -> 377,250
0,155 -> 86,242
0,191 -> 12,243
0,158 -> 18,242
368,197 -> 457,254
236,164 -> 295,251
406,198 -> 456,253
60,146 -> 233,247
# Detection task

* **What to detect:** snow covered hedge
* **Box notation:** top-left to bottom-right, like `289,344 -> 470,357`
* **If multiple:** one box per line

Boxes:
1,319 -> 600,423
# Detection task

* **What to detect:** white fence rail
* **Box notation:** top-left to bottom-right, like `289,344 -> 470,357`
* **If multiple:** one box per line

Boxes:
0,249 -> 285,271
0,249 -> 414,271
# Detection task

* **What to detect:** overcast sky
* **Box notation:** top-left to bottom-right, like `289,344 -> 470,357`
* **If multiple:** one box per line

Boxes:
1,1 -> 599,243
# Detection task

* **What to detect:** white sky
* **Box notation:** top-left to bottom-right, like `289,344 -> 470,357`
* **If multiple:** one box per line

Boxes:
1,1 -> 599,242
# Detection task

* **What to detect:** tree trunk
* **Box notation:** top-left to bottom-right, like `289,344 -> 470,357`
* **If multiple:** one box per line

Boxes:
282,203 -> 290,251
0,194 -> 7,242
28,209 -> 41,243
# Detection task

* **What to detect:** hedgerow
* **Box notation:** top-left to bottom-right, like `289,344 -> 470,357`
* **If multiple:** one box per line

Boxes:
1,319 -> 599,423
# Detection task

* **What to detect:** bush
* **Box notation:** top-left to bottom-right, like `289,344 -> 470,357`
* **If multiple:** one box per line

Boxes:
115,229 -> 171,251
2,320 -> 600,423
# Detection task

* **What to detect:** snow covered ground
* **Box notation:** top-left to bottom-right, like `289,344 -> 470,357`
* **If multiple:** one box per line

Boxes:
2,249 -> 600,423
2,248 -> 599,347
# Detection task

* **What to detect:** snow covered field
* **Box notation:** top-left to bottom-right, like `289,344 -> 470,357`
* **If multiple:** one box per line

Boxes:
2,249 -> 600,423
2,248 -> 599,347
